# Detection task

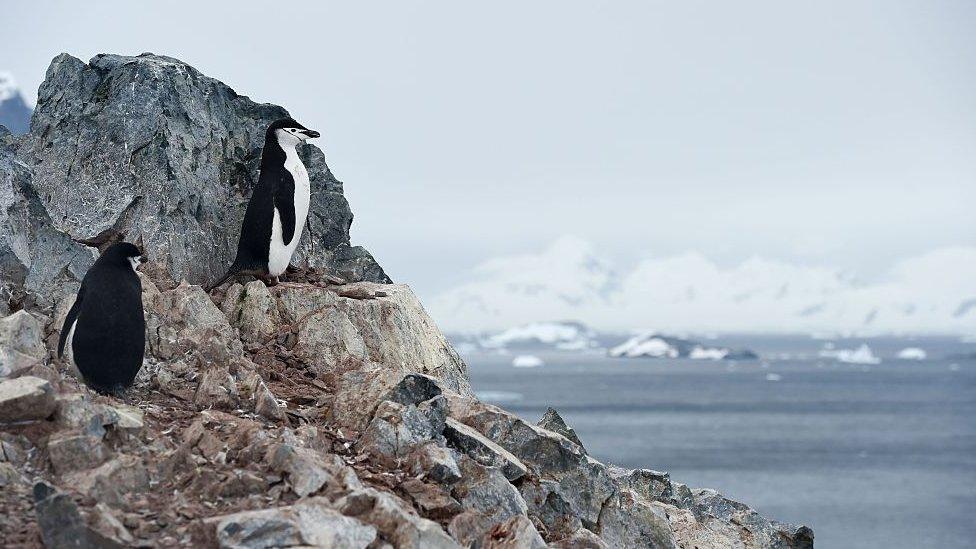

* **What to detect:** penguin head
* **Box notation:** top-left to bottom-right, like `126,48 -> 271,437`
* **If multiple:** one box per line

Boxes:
268,118 -> 320,147
101,242 -> 147,273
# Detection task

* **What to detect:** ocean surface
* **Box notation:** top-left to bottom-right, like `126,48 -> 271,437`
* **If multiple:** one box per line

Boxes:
463,335 -> 976,549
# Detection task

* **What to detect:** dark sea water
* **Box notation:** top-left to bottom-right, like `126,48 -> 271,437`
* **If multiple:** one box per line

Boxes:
463,336 -> 976,549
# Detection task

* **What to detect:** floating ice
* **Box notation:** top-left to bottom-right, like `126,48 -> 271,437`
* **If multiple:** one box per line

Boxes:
896,347 -> 927,360
512,354 -> 544,368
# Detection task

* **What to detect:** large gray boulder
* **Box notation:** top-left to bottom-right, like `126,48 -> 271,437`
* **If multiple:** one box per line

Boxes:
17,52 -> 387,288
0,139 -> 93,313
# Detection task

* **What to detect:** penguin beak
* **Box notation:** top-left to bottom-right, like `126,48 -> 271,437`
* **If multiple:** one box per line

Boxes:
301,129 -> 320,139
139,256 -> 148,264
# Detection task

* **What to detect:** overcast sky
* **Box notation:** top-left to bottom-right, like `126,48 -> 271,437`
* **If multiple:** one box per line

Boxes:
3,1 -> 974,296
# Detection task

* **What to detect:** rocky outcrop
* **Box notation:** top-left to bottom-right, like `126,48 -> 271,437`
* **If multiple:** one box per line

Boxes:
0,277 -> 812,547
0,139 -> 93,313
5,52 -> 386,311
0,51 -> 811,548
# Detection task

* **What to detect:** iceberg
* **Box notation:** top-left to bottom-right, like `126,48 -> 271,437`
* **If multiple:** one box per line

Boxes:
819,343 -> 881,365
896,347 -> 927,360
512,354 -> 544,368
609,332 -> 756,360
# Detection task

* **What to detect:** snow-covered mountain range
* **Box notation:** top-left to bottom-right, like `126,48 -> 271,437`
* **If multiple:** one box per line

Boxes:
0,72 -> 32,134
429,236 -> 976,335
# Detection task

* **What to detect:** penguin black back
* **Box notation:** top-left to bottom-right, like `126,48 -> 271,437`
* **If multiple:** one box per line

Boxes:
58,242 -> 146,393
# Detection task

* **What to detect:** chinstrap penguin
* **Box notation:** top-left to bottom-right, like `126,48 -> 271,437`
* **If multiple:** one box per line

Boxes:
206,118 -> 320,291
58,242 -> 147,394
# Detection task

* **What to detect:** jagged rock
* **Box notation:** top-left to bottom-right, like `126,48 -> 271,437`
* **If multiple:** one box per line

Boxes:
550,528 -> 610,549
653,503 -> 744,549
538,407 -> 585,452
48,432 -> 110,474
595,489 -> 678,549
385,373 -> 444,407
0,433 -> 30,465
336,487 -> 460,549
399,478 -> 462,520
0,310 -> 47,378
243,373 -> 286,421
63,454 -> 149,508
0,461 -> 25,487
452,455 -> 530,532
448,510 -> 497,546
238,283 -> 471,430
408,442 -> 462,484
89,503 -> 137,546
609,466 -> 684,506
205,498 -> 378,549
518,480 -> 584,541
448,398 -> 614,528
687,489 -> 814,549
481,515 -> 547,549
0,375 -> 57,422
358,396 -> 447,460
193,364 -> 241,410
267,443 -> 361,498
110,404 -> 144,432
0,142 -> 93,313
19,52 -> 387,286
54,393 -> 115,437
34,481 -> 125,548
443,418 -> 527,482
220,281 -> 279,344
147,282 -> 244,364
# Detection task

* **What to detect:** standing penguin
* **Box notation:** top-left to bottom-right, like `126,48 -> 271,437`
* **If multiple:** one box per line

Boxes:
206,118 -> 320,291
58,242 -> 146,394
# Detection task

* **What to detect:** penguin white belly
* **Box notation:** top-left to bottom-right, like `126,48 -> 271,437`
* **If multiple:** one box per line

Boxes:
64,319 -> 83,380
267,146 -> 311,277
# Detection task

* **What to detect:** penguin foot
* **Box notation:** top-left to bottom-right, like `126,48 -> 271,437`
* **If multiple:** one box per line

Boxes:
256,274 -> 279,287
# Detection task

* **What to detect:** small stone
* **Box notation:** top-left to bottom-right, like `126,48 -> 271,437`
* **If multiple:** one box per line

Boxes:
48,433 -> 110,474
245,374 -> 286,422
63,454 -> 150,507
550,528 -> 610,549
481,515 -> 547,549
0,376 -> 57,422
193,365 -> 240,410
399,478 -> 461,520
206,498 -> 377,549
55,393 -> 112,437
335,487 -> 459,549
110,404 -> 144,432
0,461 -> 25,487
408,442 -> 462,484
267,444 -> 360,498
0,310 -> 47,364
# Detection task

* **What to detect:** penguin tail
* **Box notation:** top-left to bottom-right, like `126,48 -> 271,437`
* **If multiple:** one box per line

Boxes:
204,269 -> 235,293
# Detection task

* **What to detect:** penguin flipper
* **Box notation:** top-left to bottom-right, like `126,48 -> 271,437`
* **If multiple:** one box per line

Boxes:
274,172 -> 297,245
58,285 -> 86,358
